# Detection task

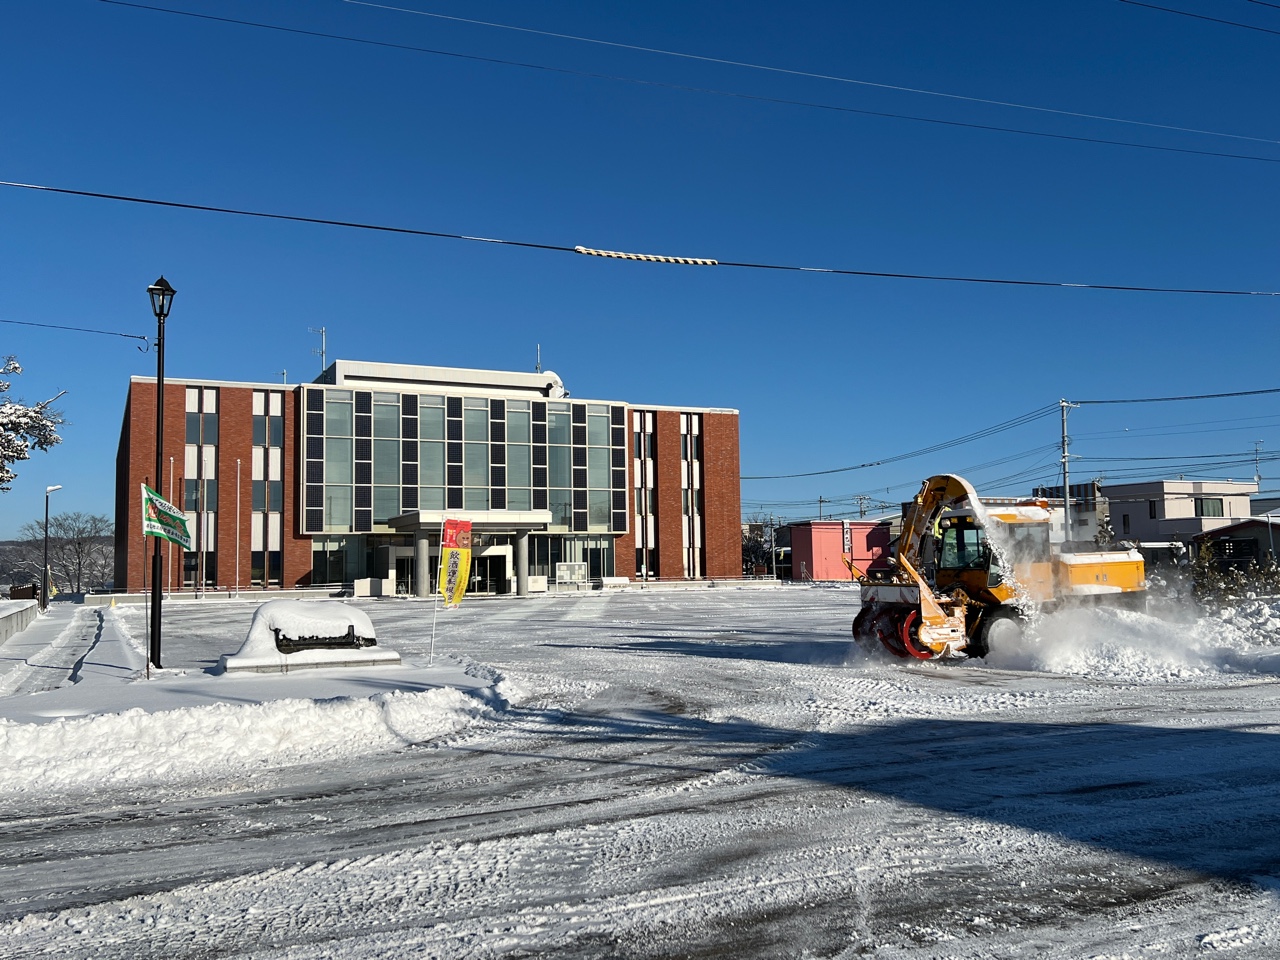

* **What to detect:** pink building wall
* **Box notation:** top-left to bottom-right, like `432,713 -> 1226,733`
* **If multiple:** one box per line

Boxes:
788,520 -> 890,581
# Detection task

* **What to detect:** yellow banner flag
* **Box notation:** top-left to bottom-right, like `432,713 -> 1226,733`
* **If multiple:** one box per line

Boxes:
439,519 -> 472,608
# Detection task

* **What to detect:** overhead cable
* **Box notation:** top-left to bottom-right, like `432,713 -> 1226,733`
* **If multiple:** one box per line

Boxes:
341,0 -> 1280,146
95,2 -> 1280,166
0,316 -> 150,343
741,404 -> 1058,480
1116,0 -> 1280,36
6,179 -> 1279,298
1075,386 -> 1280,404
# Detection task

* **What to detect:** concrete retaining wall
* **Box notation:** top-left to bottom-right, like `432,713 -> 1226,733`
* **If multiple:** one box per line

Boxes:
0,600 -> 38,644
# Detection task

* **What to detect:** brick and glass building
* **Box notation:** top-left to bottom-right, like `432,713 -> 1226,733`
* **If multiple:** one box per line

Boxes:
115,360 -> 741,595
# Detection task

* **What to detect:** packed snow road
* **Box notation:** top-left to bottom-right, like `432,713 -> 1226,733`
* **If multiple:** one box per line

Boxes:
3,586 -> 1280,958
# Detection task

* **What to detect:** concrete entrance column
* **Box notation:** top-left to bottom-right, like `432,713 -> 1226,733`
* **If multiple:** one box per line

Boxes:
415,529 -> 432,598
516,531 -> 529,597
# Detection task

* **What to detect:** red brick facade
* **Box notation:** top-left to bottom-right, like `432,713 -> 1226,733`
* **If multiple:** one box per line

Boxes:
702,412 -> 742,579
116,379 -> 310,592
653,410 -> 685,580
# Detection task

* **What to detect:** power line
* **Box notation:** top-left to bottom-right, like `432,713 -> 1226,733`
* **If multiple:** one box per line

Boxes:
341,0 -> 1280,147
7,178 -> 1280,298
95,1 -> 1280,167
1075,386 -> 1280,404
0,316 -> 149,343
742,405 -> 1059,480
1116,0 -> 1280,36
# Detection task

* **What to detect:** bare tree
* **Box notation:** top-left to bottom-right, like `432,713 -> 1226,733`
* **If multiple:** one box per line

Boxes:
16,512 -> 114,594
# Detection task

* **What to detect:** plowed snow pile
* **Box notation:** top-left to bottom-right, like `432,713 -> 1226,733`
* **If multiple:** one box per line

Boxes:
0,687 -> 495,796
982,598 -> 1280,682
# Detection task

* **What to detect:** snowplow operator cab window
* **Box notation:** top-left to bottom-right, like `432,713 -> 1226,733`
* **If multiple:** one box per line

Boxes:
937,520 -> 987,571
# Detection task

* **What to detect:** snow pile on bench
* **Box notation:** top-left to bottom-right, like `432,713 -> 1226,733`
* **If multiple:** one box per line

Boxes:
219,600 -> 401,674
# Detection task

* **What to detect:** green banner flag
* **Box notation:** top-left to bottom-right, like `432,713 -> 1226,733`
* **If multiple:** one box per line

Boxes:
141,484 -> 192,549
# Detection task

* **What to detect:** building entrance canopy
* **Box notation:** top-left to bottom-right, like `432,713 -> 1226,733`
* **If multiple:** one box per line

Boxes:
388,509 -> 552,597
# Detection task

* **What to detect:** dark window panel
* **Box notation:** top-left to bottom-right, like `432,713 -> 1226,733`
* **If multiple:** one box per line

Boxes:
402,439 -> 417,461
354,487 -> 372,509
489,398 -> 505,419
533,466 -> 548,488
355,392 -> 372,414
612,448 -> 627,468
401,417 -> 418,440
573,467 -> 587,489
490,443 -> 505,465
447,488 -> 463,510
447,419 -> 462,441
356,414 -> 372,438
532,445 -> 547,467
354,462 -> 372,485
572,404 -> 586,424
612,468 -> 626,489
306,461 -> 324,484
447,463 -> 463,486
447,396 -> 462,419
533,488 -> 548,510
490,420 -> 506,443
610,405 -> 625,426
491,488 -> 507,510
490,465 -> 506,487
306,508 -> 323,530
612,490 -> 627,511
611,426 -> 626,448
572,425 -> 587,446
572,447 -> 587,467
355,437 -> 372,461
306,436 -> 323,460
532,422 -> 547,444
573,489 -> 588,511
447,441 -> 463,463
355,509 -> 372,532
402,486 -> 418,509
532,401 -> 546,422
401,394 -> 417,415
573,511 -> 588,532
306,411 -> 324,437
306,390 -> 324,412
306,485 -> 324,508
612,511 -> 628,531
402,463 -> 419,485
252,415 -> 266,447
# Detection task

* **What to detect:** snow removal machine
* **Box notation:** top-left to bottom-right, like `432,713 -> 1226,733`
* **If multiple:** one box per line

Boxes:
853,474 -> 1147,660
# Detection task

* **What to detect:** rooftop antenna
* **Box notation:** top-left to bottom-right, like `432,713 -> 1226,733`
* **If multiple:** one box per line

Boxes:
308,326 -> 327,373
280,369 -> 287,383
1256,440 -> 1264,487
535,343 -> 542,374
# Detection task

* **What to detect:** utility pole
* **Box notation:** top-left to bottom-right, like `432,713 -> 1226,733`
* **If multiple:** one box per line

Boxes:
1061,399 -> 1079,543
309,326 -> 327,373
1255,440 -> 1264,487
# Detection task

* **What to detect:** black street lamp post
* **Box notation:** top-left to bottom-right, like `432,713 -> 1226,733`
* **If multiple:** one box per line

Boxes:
43,484 -> 61,610
147,276 -> 176,670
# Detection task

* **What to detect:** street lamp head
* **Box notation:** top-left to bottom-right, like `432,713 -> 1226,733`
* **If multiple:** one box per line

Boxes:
147,276 -> 176,322
45,484 -> 62,495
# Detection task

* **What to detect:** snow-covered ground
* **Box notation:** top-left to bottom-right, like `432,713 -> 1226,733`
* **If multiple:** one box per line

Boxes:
3,586 -> 1280,958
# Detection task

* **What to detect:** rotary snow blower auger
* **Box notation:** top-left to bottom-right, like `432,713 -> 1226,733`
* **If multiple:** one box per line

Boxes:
853,474 -> 1147,660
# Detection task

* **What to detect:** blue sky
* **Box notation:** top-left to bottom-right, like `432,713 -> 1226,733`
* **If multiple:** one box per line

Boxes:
2,0 -> 1279,535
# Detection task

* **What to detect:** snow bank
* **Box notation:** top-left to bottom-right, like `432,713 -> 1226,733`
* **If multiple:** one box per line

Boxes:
0,686 -> 493,797
983,599 -> 1280,682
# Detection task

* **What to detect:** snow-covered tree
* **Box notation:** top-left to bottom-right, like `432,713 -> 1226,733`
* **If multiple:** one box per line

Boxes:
0,356 -> 63,491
